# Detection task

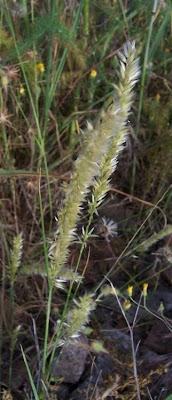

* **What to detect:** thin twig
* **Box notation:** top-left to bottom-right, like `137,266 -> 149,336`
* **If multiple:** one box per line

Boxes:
107,279 -> 141,400
95,185 -> 171,291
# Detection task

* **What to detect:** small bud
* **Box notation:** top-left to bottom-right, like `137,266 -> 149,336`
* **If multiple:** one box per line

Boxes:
158,301 -> 164,314
91,340 -> 108,354
100,284 -> 112,296
127,285 -> 133,298
142,283 -> 148,297
19,84 -> 25,94
123,299 -> 131,310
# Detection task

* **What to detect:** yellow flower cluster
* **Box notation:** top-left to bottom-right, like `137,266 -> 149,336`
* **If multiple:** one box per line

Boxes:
36,62 -> 45,73
90,69 -> 97,78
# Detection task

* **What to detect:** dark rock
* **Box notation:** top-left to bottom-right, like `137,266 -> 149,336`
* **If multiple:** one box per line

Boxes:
70,353 -> 115,400
51,335 -> 89,384
103,329 -> 132,353
144,318 -> 172,354
52,384 -> 69,400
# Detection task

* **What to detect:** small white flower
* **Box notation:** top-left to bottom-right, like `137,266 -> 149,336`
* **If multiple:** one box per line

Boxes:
97,217 -> 118,241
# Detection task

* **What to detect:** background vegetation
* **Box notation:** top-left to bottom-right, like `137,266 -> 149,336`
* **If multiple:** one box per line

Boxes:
0,0 -> 172,399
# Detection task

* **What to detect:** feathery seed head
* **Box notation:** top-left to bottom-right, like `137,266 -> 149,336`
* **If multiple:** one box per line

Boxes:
90,42 -> 140,214
66,293 -> 95,338
10,232 -> 23,284
49,41 -> 140,284
97,217 -> 118,241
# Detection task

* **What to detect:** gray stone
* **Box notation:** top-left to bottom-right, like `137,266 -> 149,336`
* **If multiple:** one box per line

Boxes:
51,335 -> 89,384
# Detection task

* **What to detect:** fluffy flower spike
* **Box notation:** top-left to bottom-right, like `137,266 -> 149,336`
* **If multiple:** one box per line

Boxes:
66,293 -> 96,338
89,41 -> 140,215
49,41 -> 140,284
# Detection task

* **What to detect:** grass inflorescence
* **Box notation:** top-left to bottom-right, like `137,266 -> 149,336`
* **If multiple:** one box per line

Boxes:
0,1 -> 172,399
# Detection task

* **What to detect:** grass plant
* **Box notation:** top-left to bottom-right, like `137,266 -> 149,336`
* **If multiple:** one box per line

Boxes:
0,1 -> 172,399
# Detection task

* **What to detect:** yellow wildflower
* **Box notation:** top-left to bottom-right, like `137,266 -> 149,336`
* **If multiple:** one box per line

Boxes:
19,84 -> 25,94
90,69 -> 97,78
123,299 -> 131,310
156,93 -> 160,102
127,286 -> 133,297
1,74 -> 9,92
36,62 -> 45,73
142,283 -> 148,296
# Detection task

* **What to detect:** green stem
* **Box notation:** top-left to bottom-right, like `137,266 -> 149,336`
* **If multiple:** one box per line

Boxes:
73,214 -> 94,297
8,284 -> 14,389
42,286 -> 53,376
21,346 -> 40,400
84,0 -> 89,37
39,172 -> 52,375
47,212 -> 94,378
136,0 -> 158,135
42,1 -> 57,139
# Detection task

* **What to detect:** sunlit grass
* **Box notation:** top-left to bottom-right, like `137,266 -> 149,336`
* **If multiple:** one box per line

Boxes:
0,0 -> 172,398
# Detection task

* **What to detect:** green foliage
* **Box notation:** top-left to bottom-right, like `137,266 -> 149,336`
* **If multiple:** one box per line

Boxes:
0,0 -> 172,398
0,27 -> 13,50
4,10 -> 86,70
142,95 -> 172,197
